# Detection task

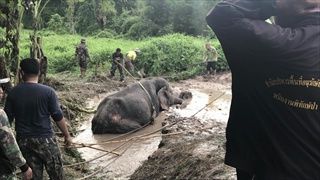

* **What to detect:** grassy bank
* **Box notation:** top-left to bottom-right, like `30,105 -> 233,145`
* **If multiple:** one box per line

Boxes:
19,30 -> 228,80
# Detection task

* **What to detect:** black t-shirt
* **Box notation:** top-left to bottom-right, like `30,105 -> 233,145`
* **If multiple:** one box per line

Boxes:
207,1 -> 320,179
4,83 -> 63,138
112,52 -> 123,61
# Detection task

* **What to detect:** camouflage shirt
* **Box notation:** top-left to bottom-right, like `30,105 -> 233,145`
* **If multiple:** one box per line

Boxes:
75,43 -> 89,62
0,109 -> 26,174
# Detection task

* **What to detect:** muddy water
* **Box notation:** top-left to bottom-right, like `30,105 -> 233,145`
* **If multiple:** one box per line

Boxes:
172,89 -> 231,124
74,93 -> 165,179
74,88 -> 232,179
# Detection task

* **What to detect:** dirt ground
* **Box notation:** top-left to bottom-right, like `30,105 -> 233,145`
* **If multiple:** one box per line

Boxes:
48,72 -> 235,179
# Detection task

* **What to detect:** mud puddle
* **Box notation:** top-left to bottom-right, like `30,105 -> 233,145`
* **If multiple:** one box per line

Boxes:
74,86 -> 232,179
73,93 -> 164,179
171,89 -> 231,124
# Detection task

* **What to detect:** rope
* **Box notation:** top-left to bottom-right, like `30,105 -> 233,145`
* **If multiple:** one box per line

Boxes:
65,138 -> 131,168
115,61 -> 157,119
71,91 -> 225,147
77,140 -> 135,180
69,121 -> 152,150
66,65 -> 226,177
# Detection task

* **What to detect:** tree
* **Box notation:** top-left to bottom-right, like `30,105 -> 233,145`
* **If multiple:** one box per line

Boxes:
29,0 -> 49,60
0,0 -> 26,85
144,0 -> 171,28
66,0 -> 76,34
93,0 -> 116,29
113,0 -> 137,15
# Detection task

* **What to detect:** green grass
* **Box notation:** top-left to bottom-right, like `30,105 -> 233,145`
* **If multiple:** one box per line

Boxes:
18,30 -> 228,79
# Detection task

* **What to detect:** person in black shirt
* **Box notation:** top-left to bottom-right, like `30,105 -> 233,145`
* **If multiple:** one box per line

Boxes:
5,58 -> 72,180
206,0 -> 320,179
109,48 -> 124,81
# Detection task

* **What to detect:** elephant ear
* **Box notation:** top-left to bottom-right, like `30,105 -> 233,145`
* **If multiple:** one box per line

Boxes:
158,87 -> 170,111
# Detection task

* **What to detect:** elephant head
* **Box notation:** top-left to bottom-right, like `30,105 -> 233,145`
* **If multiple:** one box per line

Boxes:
157,86 -> 183,111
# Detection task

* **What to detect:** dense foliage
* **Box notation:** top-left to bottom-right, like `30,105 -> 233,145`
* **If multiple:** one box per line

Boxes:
18,30 -> 228,80
22,0 -> 219,39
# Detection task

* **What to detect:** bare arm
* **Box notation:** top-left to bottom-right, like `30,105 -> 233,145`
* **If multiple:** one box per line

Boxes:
48,90 -> 72,146
55,118 -> 72,146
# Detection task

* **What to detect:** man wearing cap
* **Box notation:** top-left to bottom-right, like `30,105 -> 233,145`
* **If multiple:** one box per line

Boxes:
0,78 -> 33,180
75,39 -> 90,78
207,0 -> 320,179
124,48 -> 143,77
4,58 -> 72,180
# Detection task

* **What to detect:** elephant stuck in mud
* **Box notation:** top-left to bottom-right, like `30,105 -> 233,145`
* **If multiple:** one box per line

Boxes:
92,77 -> 188,134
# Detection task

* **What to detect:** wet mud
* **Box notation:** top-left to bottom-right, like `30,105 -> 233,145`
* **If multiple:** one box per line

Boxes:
53,72 -> 234,179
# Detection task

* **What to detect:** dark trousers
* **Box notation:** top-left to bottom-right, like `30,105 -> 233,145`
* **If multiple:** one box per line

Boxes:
206,61 -> 217,74
237,169 -> 254,180
110,60 -> 124,80
17,137 -> 65,180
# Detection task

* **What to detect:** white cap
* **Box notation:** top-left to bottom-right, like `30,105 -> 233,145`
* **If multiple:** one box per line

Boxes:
134,48 -> 141,53
0,78 -> 10,84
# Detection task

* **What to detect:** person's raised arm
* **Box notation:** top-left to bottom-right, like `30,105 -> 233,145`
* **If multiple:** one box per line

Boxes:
206,0 -> 299,57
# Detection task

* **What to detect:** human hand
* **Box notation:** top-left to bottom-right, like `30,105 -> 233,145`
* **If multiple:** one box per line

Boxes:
64,135 -> 73,147
22,167 -> 32,180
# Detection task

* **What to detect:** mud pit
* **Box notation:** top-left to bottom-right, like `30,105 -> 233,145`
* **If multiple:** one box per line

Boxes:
71,72 -> 235,179
131,74 -> 235,179
73,93 -> 165,179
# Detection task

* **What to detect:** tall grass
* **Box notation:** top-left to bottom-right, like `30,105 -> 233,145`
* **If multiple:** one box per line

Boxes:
18,30 -> 228,79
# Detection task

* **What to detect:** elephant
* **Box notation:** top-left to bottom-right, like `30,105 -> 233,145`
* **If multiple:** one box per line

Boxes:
91,77 -> 184,134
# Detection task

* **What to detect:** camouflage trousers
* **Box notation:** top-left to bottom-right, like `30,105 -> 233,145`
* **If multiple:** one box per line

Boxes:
17,137 -> 65,180
0,173 -> 16,180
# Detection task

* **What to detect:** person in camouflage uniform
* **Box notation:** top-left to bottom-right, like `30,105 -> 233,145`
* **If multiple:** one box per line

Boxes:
39,56 -> 48,83
109,48 -> 124,81
75,39 -> 90,78
0,79 -> 32,180
4,59 -> 72,180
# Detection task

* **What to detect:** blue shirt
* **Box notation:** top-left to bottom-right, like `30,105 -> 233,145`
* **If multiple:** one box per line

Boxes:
4,83 -> 63,138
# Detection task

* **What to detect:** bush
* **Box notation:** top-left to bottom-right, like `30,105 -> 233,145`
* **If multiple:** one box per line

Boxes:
94,29 -> 116,38
135,34 -> 228,80
46,14 -> 68,34
136,34 -> 209,79
126,20 -> 159,40
18,30 -> 228,79
120,16 -> 141,35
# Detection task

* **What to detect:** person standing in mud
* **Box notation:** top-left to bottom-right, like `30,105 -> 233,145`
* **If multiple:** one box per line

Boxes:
207,0 -> 320,179
39,56 -> 48,83
125,48 -> 145,78
30,37 -> 47,83
4,58 -> 72,180
0,78 -> 33,180
75,39 -> 90,78
203,43 -> 218,75
109,48 -> 124,81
